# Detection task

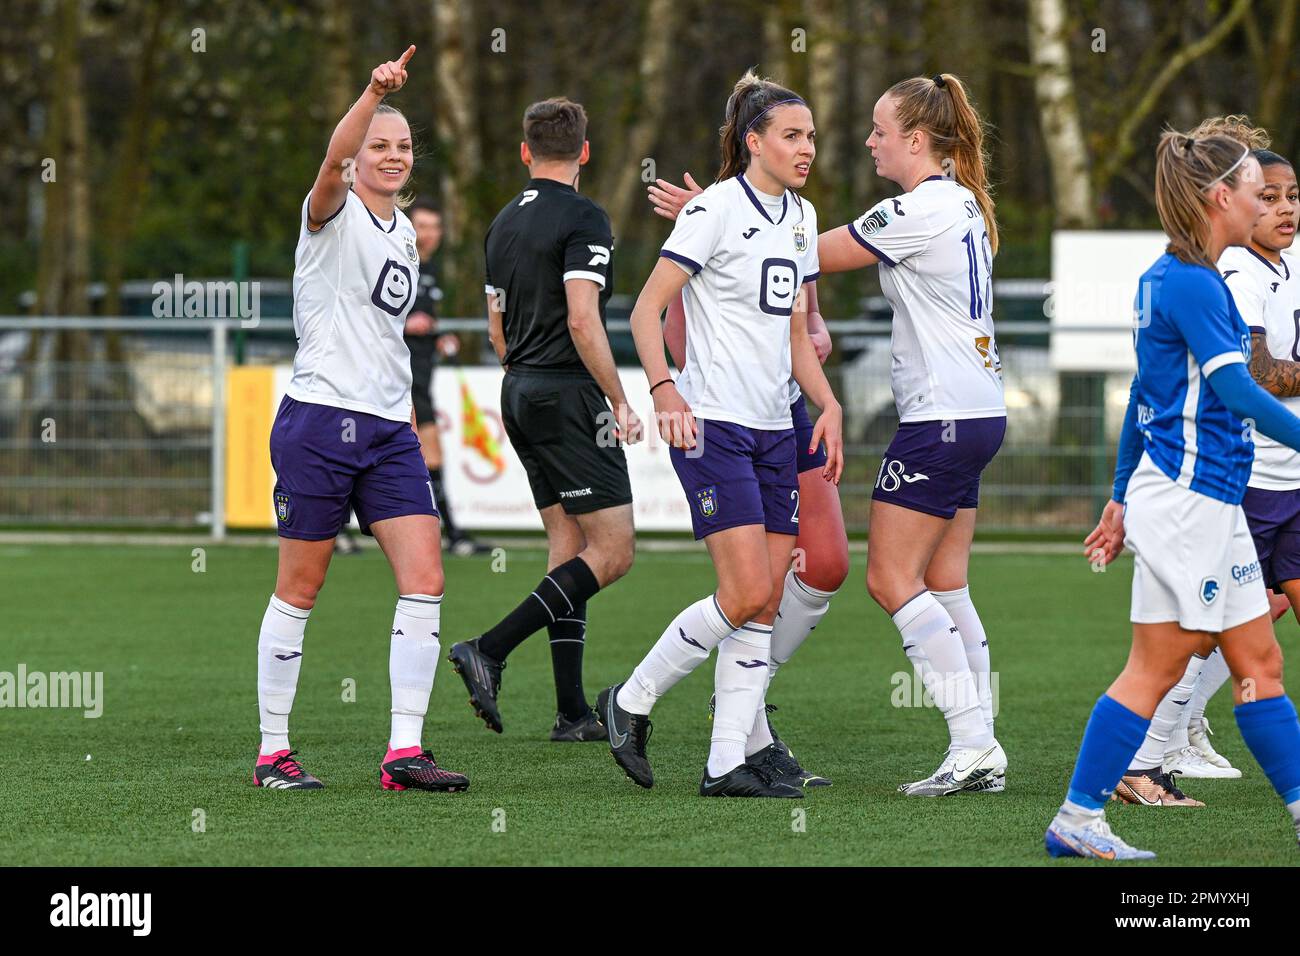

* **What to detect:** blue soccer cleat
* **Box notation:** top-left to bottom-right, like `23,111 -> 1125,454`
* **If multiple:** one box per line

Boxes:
1045,814 -> 1155,860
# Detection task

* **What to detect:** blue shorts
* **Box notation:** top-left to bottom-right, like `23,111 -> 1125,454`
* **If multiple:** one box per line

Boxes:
792,397 -> 828,474
871,416 -> 1006,519
670,418 -> 799,540
1241,486 -> 1300,590
269,396 -> 437,541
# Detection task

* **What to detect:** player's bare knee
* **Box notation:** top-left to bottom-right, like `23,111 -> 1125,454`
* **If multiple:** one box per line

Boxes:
802,549 -> 848,593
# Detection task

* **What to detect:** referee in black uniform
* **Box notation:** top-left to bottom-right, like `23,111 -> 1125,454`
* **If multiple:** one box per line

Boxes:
449,97 -> 641,743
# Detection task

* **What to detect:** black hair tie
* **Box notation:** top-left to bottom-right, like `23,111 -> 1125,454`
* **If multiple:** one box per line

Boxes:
1184,136 -> 1196,151
932,74 -> 947,88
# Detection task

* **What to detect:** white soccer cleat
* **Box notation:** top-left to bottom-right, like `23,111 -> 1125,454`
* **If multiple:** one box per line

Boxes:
1163,745 -> 1241,779
1045,813 -> 1155,861
1188,717 -> 1237,772
897,740 -> 1007,797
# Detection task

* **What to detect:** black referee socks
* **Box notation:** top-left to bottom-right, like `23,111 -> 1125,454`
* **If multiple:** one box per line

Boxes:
478,556 -> 601,662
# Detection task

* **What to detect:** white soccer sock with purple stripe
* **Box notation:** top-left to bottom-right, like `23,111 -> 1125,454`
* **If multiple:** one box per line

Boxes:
892,591 -> 991,750
618,594 -> 735,715
389,594 -> 442,750
258,595 -> 310,755
710,622 -> 772,778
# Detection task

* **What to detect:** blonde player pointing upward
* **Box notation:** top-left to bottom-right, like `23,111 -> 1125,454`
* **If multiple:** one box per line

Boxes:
253,46 -> 469,793
817,73 -> 1009,795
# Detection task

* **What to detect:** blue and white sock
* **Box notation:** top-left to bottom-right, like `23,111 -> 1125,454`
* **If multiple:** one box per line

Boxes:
1234,696 -> 1300,827
1063,694 -> 1151,814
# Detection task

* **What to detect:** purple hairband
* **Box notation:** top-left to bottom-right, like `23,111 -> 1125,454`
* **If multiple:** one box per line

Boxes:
744,97 -> 806,137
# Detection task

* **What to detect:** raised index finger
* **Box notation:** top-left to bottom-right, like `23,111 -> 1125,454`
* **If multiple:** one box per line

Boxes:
396,45 -> 416,68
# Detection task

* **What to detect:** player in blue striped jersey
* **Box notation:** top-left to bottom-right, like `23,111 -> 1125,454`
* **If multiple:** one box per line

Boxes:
1047,129 -> 1300,860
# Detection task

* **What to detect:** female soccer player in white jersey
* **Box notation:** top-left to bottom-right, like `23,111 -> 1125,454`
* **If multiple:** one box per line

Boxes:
1045,131 -> 1300,860
814,73 -> 1008,795
252,46 -> 469,793
597,71 -> 844,797
647,180 -> 847,789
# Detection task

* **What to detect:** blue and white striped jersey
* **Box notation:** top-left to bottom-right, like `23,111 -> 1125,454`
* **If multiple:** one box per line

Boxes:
1132,253 -> 1255,504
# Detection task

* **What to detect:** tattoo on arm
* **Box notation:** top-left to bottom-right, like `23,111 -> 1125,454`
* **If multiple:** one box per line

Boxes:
1250,332 -> 1300,398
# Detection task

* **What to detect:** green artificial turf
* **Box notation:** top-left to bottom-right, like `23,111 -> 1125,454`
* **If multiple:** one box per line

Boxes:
1,542 -> 1296,866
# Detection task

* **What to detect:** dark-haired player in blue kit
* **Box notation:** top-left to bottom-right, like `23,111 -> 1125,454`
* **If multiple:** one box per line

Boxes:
1047,128 -> 1300,860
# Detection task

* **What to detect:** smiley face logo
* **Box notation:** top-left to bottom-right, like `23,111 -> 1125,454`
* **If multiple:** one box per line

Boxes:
759,258 -> 799,316
370,259 -> 413,316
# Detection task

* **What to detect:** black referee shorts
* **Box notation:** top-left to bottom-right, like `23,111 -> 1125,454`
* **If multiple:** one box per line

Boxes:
406,335 -> 438,425
501,368 -> 633,515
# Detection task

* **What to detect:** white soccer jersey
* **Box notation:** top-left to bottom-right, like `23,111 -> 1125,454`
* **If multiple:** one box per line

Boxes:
287,190 -> 420,423
848,176 -> 1005,423
1220,245 -> 1300,490
660,174 -> 819,430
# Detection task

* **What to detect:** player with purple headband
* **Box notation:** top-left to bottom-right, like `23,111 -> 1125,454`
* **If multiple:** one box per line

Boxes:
252,46 -> 469,794
597,69 -> 844,798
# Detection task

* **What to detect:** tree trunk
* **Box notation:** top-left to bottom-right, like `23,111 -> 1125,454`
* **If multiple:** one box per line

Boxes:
432,0 -> 482,315
1256,0 -> 1297,137
598,0 -> 680,237
806,0 -> 842,197
1027,0 -> 1095,228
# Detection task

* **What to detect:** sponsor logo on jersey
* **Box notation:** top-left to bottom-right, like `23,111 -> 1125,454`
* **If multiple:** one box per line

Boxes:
696,485 -> 718,518
275,491 -> 291,523
859,206 -> 891,235
759,257 -> 798,316
1200,576 -> 1221,606
793,224 -> 808,252
1232,561 -> 1262,586
742,227 -> 759,239
685,205 -> 706,215
587,244 -> 610,266
518,189 -> 538,206
558,487 -> 593,499
370,259 -> 414,316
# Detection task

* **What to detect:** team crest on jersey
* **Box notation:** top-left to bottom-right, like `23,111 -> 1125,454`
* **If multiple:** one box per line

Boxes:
793,224 -> 808,253
859,206 -> 891,235
696,486 -> 718,518
1199,576 -> 1221,607
404,237 -> 418,264
275,492 -> 291,524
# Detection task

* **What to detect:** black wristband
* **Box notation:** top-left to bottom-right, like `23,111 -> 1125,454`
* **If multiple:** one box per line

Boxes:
649,378 -> 674,394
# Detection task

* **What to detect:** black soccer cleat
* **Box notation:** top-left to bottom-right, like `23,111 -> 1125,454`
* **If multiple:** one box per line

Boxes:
700,763 -> 803,798
448,638 -> 505,733
766,713 -> 832,787
550,708 -> 607,742
598,683 -> 654,788
253,750 -> 324,790
748,742 -> 831,789
380,749 -> 470,792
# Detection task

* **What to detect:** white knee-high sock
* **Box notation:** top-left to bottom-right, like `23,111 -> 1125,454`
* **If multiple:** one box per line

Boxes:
389,594 -> 442,750
710,623 -> 772,777
932,586 -> 994,736
258,595 -> 310,755
1131,653 -> 1206,769
618,594 -> 735,715
744,572 -> 837,756
1189,647 -> 1232,724
892,591 -> 990,750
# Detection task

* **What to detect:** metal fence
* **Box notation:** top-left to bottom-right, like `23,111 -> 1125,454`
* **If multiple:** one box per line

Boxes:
0,314 -> 1132,538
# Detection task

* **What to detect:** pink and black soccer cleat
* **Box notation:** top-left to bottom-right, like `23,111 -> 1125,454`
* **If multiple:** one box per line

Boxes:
380,745 -> 470,792
253,750 -> 324,790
